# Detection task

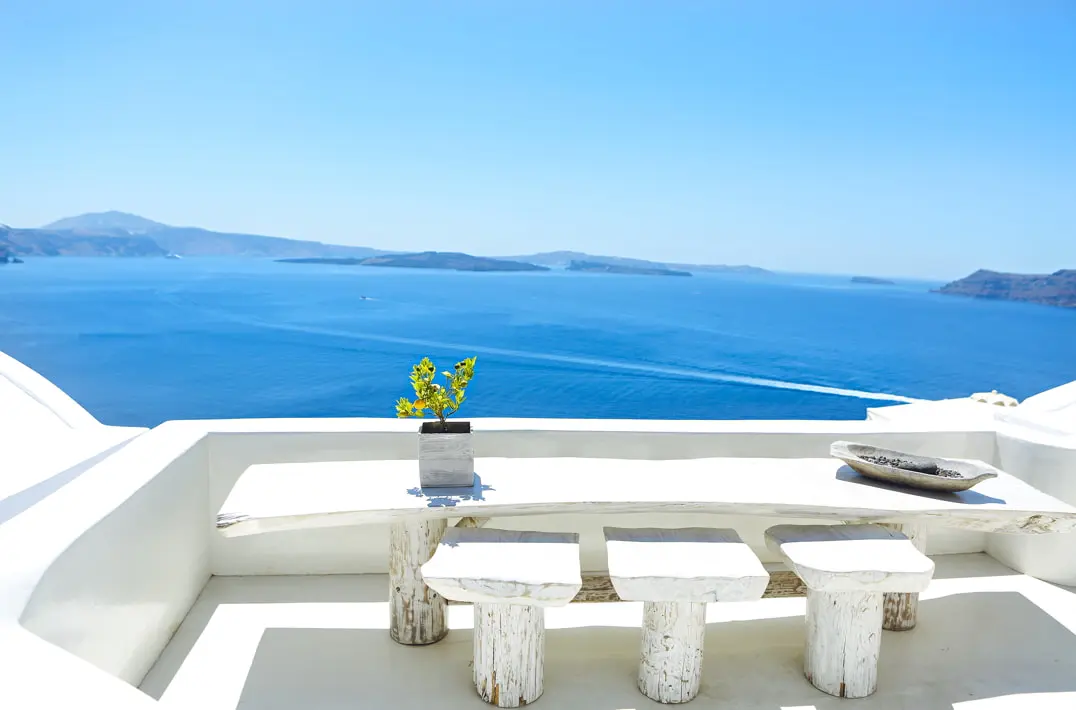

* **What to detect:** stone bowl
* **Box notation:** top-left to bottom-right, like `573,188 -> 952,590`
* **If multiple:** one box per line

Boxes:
830,441 -> 999,492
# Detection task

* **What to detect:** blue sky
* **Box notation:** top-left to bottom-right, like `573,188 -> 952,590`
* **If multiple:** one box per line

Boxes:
2,1 -> 1074,278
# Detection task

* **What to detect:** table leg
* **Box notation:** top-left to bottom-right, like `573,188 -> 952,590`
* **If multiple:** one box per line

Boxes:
389,519 -> 448,645
880,523 -> 928,631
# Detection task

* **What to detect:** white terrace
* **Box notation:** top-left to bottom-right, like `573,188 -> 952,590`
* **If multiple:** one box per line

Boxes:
3,352 -> 1076,709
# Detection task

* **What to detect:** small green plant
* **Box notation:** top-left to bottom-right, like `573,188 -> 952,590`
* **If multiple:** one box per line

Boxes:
396,356 -> 478,431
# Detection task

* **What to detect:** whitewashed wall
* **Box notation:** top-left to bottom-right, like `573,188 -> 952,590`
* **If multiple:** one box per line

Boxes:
6,414 -> 1074,710
987,424 -> 1076,585
1,422 -> 210,709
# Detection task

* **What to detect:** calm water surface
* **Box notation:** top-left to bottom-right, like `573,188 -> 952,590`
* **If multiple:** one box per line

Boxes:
1,258 -> 1074,427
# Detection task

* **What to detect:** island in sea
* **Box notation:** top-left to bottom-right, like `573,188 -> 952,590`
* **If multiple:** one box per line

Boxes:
277,252 -> 549,273
851,276 -> 896,285
566,259 -> 691,277
504,250 -> 769,275
936,268 -> 1076,308
0,213 -> 769,276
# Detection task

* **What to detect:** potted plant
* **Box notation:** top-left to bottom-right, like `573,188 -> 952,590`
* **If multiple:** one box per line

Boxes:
396,356 -> 478,487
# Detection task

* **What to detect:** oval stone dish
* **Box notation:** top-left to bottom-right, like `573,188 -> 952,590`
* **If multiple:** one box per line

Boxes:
830,441 -> 999,492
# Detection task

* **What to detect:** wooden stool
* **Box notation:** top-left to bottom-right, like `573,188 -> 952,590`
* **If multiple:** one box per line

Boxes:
604,527 -> 770,704
421,527 -> 582,707
765,524 -> 934,699
879,522 -> 928,630
389,519 -> 448,645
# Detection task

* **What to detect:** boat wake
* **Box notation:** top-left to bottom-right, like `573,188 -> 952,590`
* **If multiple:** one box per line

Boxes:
155,290 -> 922,404
254,324 -> 919,404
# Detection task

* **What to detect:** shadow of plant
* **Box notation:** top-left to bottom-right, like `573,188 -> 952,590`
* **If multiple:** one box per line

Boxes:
406,475 -> 493,507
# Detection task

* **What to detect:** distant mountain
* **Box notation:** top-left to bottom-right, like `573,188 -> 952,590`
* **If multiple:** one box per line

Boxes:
278,252 -> 549,273
1,225 -> 167,257
2,212 -> 387,259
851,276 -> 896,286
6,212 -> 772,271
147,227 -> 385,258
936,269 -> 1076,308
506,251 -> 769,275
43,211 -> 167,233
567,259 -> 691,277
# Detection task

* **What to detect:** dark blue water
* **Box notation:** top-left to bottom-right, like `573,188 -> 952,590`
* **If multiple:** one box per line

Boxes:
1,258 -> 1074,427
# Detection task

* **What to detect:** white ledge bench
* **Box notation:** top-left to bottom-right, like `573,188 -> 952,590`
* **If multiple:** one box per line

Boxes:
765,524 -> 935,699
604,527 -> 770,704
421,527 -> 582,708
216,457 -> 1076,647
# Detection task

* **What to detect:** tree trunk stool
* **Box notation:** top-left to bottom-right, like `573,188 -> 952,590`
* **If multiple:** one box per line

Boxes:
389,519 -> 449,645
421,527 -> 582,708
878,522 -> 928,631
604,527 -> 771,704
765,524 -> 935,699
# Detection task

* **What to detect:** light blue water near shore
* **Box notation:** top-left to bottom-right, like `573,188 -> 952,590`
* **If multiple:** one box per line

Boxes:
1,258 -> 1074,427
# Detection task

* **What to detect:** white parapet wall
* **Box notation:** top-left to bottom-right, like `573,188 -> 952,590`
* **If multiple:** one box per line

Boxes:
0,351 -> 105,431
0,351 -> 145,526
985,422 -> 1076,585
2,412 -> 1076,709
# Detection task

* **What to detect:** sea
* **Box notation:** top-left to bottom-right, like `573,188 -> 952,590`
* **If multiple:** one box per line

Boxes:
1,258 -> 1074,428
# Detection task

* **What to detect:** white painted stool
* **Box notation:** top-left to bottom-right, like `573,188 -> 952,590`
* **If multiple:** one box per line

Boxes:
765,524 -> 935,699
421,527 -> 582,708
604,527 -> 771,704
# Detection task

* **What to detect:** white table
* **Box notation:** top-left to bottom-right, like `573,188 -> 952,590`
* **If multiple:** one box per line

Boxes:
217,456 -> 1076,643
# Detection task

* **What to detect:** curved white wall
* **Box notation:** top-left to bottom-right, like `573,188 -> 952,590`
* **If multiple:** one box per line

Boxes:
0,351 -> 146,526
0,351 -> 102,431
2,414 -> 1075,710
0,422 -> 209,709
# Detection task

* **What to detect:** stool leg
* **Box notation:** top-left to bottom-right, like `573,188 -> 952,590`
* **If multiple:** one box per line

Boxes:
880,523 -> 928,631
638,601 -> 706,704
389,519 -> 448,645
805,589 -> 883,699
473,602 -> 545,707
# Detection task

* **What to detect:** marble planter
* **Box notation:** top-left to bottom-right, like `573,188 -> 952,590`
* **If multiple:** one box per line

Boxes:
418,421 -> 475,487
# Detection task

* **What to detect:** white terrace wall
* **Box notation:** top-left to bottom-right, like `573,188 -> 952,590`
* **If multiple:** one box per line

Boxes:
0,421 -> 211,709
8,414 -> 1071,710
987,425 -> 1076,585
207,418 -> 998,575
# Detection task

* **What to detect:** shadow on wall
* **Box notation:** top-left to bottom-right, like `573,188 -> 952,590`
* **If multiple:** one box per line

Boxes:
0,442 -> 131,526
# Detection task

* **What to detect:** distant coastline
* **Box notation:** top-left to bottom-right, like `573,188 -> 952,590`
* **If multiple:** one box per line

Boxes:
567,259 -> 691,277
935,269 -> 1076,308
0,212 -> 770,275
851,276 -> 896,286
278,252 -> 548,273
503,250 -> 769,276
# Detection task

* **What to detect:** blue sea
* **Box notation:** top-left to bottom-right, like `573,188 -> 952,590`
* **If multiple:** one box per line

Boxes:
1,258 -> 1074,427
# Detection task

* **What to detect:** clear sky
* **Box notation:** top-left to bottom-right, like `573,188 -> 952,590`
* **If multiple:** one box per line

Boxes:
2,1 -> 1074,278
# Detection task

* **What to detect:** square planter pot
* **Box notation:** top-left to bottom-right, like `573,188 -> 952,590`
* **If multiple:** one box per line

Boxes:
418,421 -> 475,487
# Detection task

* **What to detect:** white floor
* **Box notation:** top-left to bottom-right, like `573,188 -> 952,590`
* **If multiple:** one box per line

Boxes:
141,554 -> 1076,710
